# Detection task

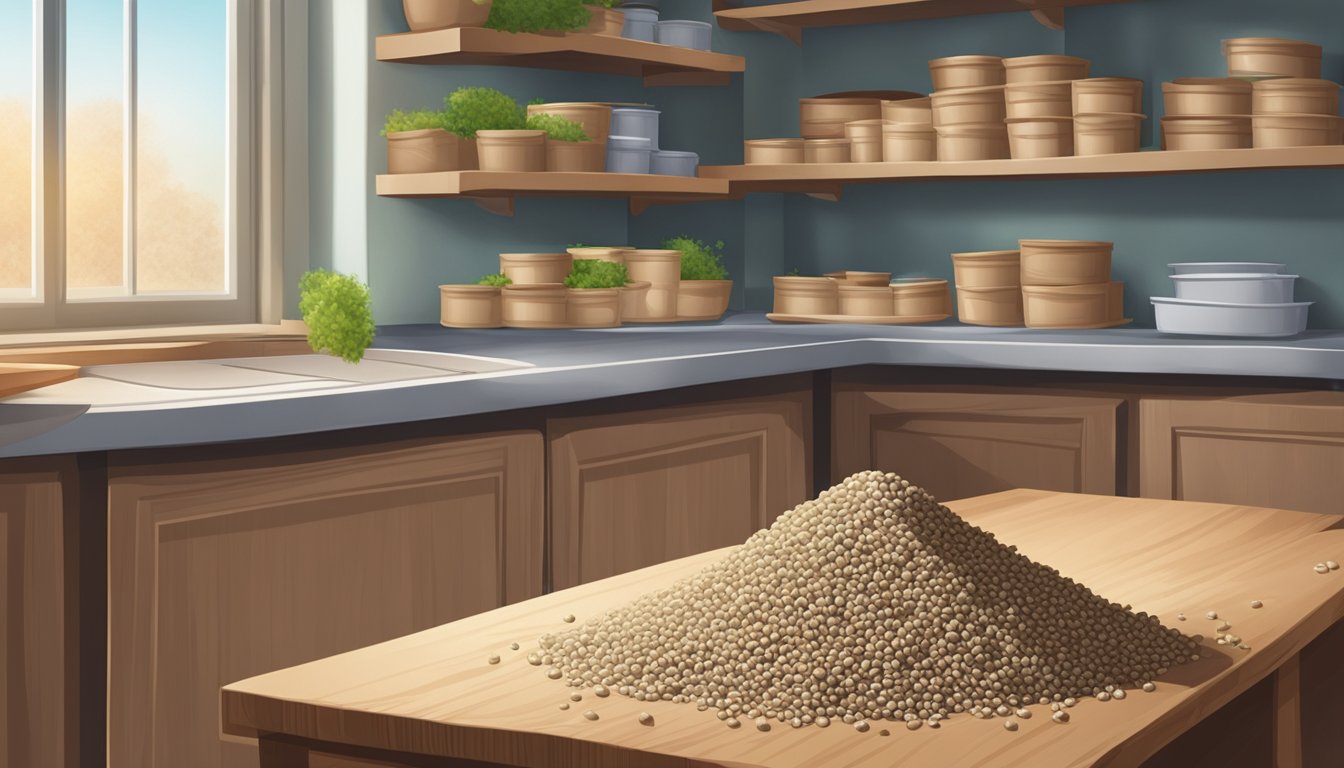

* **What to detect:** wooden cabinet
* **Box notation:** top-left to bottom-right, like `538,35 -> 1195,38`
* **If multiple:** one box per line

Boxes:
549,383 -> 811,589
1140,392 -> 1344,514
833,384 -> 1123,502
0,457 -> 75,768
105,431 -> 544,768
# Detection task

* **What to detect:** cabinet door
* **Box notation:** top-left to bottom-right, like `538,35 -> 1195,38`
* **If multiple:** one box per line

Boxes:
833,386 -> 1122,502
549,389 -> 811,589
107,432 -> 543,768
1140,393 -> 1344,514
0,457 -> 74,768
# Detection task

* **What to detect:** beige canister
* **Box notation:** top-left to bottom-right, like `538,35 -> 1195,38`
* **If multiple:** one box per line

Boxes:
956,286 -> 1023,326
951,250 -> 1020,289
1022,283 -> 1111,328
881,97 -> 932,125
1007,117 -> 1075,158
844,119 -> 886,163
1223,37 -> 1323,79
1019,240 -> 1113,286
824,271 -> 891,286
1004,55 -> 1090,84
526,102 -> 613,143
929,55 -> 1005,90
475,129 -> 547,172
891,279 -> 951,317
1161,116 -> 1252,150
773,276 -> 839,315
1005,80 -> 1074,119
804,138 -> 852,163
800,98 -> 881,138
838,285 -> 894,316
931,85 -> 1007,128
745,139 -> 805,164
1252,114 -> 1344,148
500,252 -> 573,285
501,284 -> 568,328
1162,78 -> 1252,116
1072,78 -> 1144,115
619,281 -> 652,320
935,124 -> 1010,161
1073,113 -> 1144,155
882,123 -> 937,161
439,284 -> 502,329
624,249 -> 681,320
1252,79 -> 1341,116
566,288 -> 622,328
567,246 -> 632,264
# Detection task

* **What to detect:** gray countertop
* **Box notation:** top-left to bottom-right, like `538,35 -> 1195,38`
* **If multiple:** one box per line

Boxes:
2,312 -> 1342,459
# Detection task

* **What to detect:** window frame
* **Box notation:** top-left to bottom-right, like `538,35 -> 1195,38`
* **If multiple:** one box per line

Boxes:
0,0 -> 296,334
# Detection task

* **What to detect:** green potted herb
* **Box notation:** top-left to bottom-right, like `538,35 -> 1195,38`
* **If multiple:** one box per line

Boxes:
565,259 -> 628,327
402,0 -> 491,32
526,112 -> 603,172
583,0 -> 624,35
443,87 -> 527,170
484,0 -> 589,35
382,108 -> 459,174
299,270 -> 376,363
439,273 -> 510,329
666,236 -> 733,321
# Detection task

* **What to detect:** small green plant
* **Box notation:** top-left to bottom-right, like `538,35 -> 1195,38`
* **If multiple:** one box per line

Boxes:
299,269 -> 375,364
442,87 -> 525,138
785,267 -> 801,277
478,272 -> 512,287
564,259 -> 629,289
525,112 -> 591,142
666,236 -> 730,281
381,108 -> 448,136
484,0 -> 590,34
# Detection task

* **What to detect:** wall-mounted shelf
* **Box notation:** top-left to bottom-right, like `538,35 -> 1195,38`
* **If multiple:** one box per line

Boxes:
699,146 -> 1344,196
375,171 -> 731,216
375,27 -> 746,87
712,0 -> 1135,44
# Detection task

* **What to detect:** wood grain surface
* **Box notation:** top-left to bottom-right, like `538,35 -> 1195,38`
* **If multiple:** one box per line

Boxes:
222,490 -> 1344,768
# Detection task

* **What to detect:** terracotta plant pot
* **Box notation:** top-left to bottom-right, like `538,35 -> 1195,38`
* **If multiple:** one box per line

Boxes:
1162,78 -> 1252,117
1073,113 -> 1144,155
619,281 -> 652,320
476,130 -> 546,172
1004,55 -> 1090,84
567,288 -> 621,328
1005,80 -> 1073,119
1072,78 -> 1144,115
1007,117 -> 1075,159
844,119 -> 885,163
624,249 -> 681,320
882,123 -> 936,161
773,276 -> 838,315
881,97 -> 932,125
439,284 -> 502,328
804,138 -> 851,163
824,271 -> 891,286
546,139 -> 606,172
931,85 -> 1006,129
500,252 -> 572,285
1252,79 -> 1341,116
891,278 -> 951,317
745,139 -> 805,164
838,285 -> 893,316
1223,37 -> 1322,80
1161,116 -> 1252,150
402,0 -> 490,32
1019,240 -> 1113,286
1022,283 -> 1111,328
1252,114 -> 1344,148
800,97 -> 881,139
951,250 -> 1020,289
501,284 -> 568,328
526,103 -> 613,143
583,6 -> 625,36
677,280 -> 733,320
567,246 -> 631,264
929,55 -> 1005,91
386,129 -> 462,174
956,285 -> 1023,326
935,124 -> 1009,161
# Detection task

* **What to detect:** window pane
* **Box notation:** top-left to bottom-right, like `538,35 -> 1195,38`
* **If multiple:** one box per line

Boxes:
0,0 -> 34,299
135,0 -> 227,294
66,0 -> 126,297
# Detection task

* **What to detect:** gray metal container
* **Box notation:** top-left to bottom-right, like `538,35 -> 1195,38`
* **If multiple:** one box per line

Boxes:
621,7 -> 658,41
654,20 -> 712,50
606,135 -> 653,174
650,150 -> 699,176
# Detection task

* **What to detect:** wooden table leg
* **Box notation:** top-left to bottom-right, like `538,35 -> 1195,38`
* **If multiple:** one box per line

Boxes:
1273,654 -> 1303,768
259,736 -> 310,768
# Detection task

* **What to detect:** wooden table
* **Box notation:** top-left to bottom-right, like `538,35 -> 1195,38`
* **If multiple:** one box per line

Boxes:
221,490 -> 1344,768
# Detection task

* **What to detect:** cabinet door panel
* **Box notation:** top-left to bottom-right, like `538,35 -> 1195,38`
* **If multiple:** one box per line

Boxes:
1140,394 -> 1344,514
107,432 -> 543,768
834,388 -> 1122,502
550,390 -> 811,589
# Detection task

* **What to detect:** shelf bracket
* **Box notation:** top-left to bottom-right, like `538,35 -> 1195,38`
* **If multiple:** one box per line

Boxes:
1030,7 -> 1066,30
805,186 -> 843,203
748,18 -> 803,45
472,196 -> 515,217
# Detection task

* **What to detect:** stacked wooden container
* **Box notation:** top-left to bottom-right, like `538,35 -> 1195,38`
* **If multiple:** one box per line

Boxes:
1162,38 -> 1340,150
952,240 -> 1125,329
770,271 -> 951,324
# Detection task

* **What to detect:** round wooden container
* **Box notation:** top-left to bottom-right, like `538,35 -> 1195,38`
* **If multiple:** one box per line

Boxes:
838,285 -> 895,316
386,129 -> 461,174
1019,240 -> 1113,286
1162,78 -> 1253,116
800,98 -> 881,138
882,123 -> 937,161
403,0 -> 490,31
619,281 -> 652,320
891,278 -> 951,317
951,250 -> 1021,289
1072,78 -> 1144,115
1161,116 -> 1252,150
881,97 -> 932,125
625,250 -> 682,320
1022,283 -> 1110,328
566,288 -> 622,328
929,55 -> 1005,91
1005,80 -> 1074,119
844,119 -> 886,163
931,85 -> 1007,128
773,276 -> 839,315
439,285 -> 502,328
567,246 -> 632,264
745,139 -> 805,164
501,284 -> 568,328
500,252 -> 572,285
545,140 -> 606,172
825,271 -> 892,286
526,103 -> 613,143
1073,113 -> 1144,155
476,130 -> 546,172
1004,55 -> 1090,84
956,285 -> 1023,326
804,138 -> 852,163
1007,117 -> 1075,159
1252,114 -> 1344,148
677,280 -> 733,320
1223,38 -> 1322,80
1252,79 -> 1341,116
935,124 -> 1010,161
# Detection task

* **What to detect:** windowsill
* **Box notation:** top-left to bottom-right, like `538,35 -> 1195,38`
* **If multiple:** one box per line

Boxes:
0,320 -> 311,366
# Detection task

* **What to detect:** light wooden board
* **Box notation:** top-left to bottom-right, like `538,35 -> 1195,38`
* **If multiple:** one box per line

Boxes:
375,171 -> 730,200
0,363 -> 80,399
222,490 -> 1344,768
713,0 -> 1132,35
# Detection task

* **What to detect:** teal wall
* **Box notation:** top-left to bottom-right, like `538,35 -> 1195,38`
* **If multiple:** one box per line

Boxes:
310,0 -> 1344,329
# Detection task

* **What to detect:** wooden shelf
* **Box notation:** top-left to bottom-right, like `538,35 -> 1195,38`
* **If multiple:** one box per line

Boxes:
699,146 -> 1344,196
375,27 -> 745,87
712,0 -> 1136,43
375,171 -> 731,216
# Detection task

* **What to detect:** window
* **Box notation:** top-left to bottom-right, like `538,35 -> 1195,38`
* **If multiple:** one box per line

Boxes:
0,0 -> 284,333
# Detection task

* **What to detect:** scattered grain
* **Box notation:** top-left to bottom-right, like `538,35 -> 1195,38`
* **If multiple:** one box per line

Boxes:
1206,611 -> 1218,620
1142,682 -> 1156,693
487,654 -> 500,665
1052,711 -> 1070,724
1315,563 -> 1330,574
638,712 -> 654,726
854,720 -> 871,733
1329,561 -> 1340,571
1250,601 -> 1263,609
563,614 -> 577,623
583,710 -> 599,721
1004,720 -> 1019,732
